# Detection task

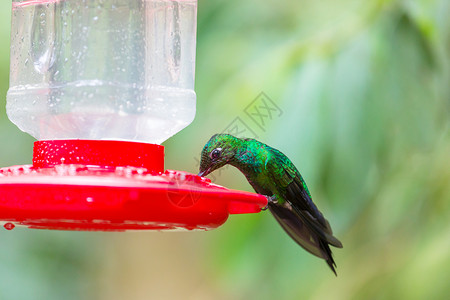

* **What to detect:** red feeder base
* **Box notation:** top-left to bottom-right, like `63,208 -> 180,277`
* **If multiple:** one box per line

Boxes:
0,140 -> 267,231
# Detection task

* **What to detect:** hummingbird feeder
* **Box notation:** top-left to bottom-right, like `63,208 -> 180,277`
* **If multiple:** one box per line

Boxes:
0,0 -> 267,231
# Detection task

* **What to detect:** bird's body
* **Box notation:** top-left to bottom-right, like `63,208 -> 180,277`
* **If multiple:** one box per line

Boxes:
198,134 -> 343,275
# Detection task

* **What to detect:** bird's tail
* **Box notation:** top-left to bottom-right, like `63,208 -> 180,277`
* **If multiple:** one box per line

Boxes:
268,203 -> 343,275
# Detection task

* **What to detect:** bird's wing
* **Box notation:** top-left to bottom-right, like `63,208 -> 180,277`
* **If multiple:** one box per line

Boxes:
267,149 -> 343,249
267,148 -> 340,240
268,203 -> 327,257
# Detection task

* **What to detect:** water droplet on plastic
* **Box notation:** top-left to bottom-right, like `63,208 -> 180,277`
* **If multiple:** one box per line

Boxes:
86,197 -> 94,203
4,223 -> 15,230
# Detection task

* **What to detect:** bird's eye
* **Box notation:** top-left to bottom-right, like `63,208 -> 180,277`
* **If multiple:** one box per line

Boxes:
210,148 -> 222,160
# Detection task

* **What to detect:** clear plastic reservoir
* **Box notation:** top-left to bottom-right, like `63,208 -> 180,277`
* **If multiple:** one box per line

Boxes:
7,0 -> 197,144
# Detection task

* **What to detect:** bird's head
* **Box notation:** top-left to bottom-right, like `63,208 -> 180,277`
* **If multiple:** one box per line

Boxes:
198,134 -> 241,177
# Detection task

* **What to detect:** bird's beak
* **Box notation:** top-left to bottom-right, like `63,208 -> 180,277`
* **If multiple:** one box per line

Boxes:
198,166 -> 211,177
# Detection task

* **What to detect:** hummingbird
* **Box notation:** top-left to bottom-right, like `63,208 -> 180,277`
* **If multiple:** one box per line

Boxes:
198,134 -> 343,275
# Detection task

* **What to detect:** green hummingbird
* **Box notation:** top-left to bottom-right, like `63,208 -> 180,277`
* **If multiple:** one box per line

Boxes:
198,134 -> 343,275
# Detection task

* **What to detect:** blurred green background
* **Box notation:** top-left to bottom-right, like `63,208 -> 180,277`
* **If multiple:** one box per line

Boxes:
0,0 -> 449,299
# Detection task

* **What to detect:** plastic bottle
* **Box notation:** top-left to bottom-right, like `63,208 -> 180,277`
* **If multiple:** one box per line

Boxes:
7,0 -> 197,144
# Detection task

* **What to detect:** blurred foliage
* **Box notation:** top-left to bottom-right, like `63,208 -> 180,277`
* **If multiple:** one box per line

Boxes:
0,0 -> 449,299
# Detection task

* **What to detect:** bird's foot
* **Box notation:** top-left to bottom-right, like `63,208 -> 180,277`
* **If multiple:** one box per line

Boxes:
261,195 -> 278,211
